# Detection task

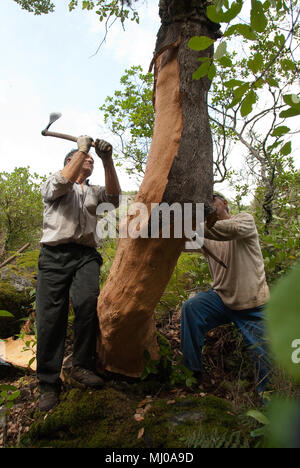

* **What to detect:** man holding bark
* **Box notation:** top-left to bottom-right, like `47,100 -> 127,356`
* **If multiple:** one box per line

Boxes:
181,193 -> 271,395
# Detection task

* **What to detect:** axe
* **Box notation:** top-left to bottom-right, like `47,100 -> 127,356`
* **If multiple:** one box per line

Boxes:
41,112 -> 112,152
186,232 -> 227,269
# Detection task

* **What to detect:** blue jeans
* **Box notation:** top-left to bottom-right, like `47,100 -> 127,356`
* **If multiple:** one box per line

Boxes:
181,289 -> 271,393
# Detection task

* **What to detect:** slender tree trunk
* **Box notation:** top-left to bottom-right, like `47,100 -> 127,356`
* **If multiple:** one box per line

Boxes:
262,167 -> 276,234
97,0 -> 221,377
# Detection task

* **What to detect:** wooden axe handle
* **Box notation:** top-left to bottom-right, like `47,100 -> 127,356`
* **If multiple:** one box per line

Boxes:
201,245 -> 227,269
41,130 -> 112,151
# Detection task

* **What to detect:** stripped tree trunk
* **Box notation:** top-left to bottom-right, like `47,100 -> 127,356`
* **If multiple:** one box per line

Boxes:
97,0 -> 221,377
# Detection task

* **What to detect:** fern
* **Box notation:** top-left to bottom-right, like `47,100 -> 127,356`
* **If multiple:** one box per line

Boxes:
181,428 -> 251,448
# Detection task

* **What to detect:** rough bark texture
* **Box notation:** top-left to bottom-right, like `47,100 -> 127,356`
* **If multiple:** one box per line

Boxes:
97,0 -> 221,377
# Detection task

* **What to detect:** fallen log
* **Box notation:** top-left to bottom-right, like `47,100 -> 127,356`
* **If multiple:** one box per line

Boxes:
0,243 -> 30,270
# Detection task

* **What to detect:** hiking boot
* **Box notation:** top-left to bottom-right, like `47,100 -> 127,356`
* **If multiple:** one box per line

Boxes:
39,391 -> 59,412
70,367 -> 104,389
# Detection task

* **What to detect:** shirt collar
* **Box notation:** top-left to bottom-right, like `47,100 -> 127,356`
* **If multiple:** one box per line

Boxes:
75,179 -> 90,186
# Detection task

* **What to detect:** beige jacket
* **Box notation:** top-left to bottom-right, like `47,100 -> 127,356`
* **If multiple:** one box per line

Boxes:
204,212 -> 269,310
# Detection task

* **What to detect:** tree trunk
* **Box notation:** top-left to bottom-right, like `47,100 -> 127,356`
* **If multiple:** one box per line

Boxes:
96,0 -> 221,377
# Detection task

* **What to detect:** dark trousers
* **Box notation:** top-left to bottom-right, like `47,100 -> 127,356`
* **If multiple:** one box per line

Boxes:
181,289 -> 271,394
36,243 -> 102,391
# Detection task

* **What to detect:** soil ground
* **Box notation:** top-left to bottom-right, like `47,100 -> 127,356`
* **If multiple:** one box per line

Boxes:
0,308 -> 263,448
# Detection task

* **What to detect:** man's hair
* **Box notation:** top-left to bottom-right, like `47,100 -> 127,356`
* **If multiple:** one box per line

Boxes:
213,191 -> 227,202
213,192 -> 230,213
64,149 -> 77,167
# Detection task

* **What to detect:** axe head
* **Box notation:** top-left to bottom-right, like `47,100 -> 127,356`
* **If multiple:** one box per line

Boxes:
49,112 -> 62,125
42,112 -> 62,134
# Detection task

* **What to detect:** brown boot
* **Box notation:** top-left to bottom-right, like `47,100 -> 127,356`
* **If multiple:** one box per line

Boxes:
39,391 -> 59,412
70,367 -> 104,389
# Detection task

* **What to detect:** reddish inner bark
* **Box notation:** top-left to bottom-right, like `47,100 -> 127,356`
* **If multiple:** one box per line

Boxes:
97,49 -> 186,377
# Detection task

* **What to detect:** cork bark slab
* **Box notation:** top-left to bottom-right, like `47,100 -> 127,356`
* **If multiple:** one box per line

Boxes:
2,335 -> 36,371
97,50 -> 185,377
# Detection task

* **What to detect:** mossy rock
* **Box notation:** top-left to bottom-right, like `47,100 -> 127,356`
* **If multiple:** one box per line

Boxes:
15,250 -> 40,272
0,250 -> 39,292
0,281 -> 31,338
20,387 -> 256,448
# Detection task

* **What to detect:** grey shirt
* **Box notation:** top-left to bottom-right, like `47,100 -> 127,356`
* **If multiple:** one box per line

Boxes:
40,171 -> 120,248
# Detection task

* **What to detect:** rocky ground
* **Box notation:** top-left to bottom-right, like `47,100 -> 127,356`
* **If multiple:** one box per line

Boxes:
0,248 -> 268,448
0,307 -> 264,448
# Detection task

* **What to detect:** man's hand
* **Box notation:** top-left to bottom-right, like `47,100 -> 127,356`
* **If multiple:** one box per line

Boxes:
206,209 -> 219,229
77,135 -> 93,154
95,139 -> 113,164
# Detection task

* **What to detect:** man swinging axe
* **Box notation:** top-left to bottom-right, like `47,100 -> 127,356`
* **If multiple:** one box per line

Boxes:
36,134 -> 121,412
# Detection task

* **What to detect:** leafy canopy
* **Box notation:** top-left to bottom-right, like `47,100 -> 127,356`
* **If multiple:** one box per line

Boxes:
13,0 -> 55,15
189,0 -> 300,118
13,0 -> 139,23
14,1 -> 300,119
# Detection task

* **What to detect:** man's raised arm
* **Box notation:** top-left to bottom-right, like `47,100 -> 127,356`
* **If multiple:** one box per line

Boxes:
61,136 -> 93,183
205,212 -> 256,241
95,139 -> 121,208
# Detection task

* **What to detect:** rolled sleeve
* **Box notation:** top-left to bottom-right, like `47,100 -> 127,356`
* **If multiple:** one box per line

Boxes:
41,171 -> 73,202
204,213 -> 256,241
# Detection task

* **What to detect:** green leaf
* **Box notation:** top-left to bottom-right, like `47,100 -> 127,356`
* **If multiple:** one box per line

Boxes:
235,83 -> 251,100
251,0 -> 268,32
280,59 -> 296,72
207,1 -> 243,24
266,263 -> 300,382
247,409 -> 270,425
197,57 -> 211,63
7,390 -> 20,401
271,126 -> 290,137
185,377 -> 197,388
206,4 -> 223,23
224,79 -> 245,88
267,399 -> 300,448
218,56 -> 233,68
248,52 -> 263,74
0,310 -> 14,317
240,90 -> 257,116
228,82 -> 250,108
236,24 -> 257,40
283,94 -> 300,109
0,384 -> 17,392
214,41 -> 227,60
279,108 -> 300,118
215,0 -> 228,11
280,141 -> 292,156
188,36 -> 215,51
225,24 -> 257,40
192,59 -> 212,80
253,78 -> 264,89
250,427 -> 267,438
274,33 -> 285,48
208,62 -> 217,81
28,357 -> 36,367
